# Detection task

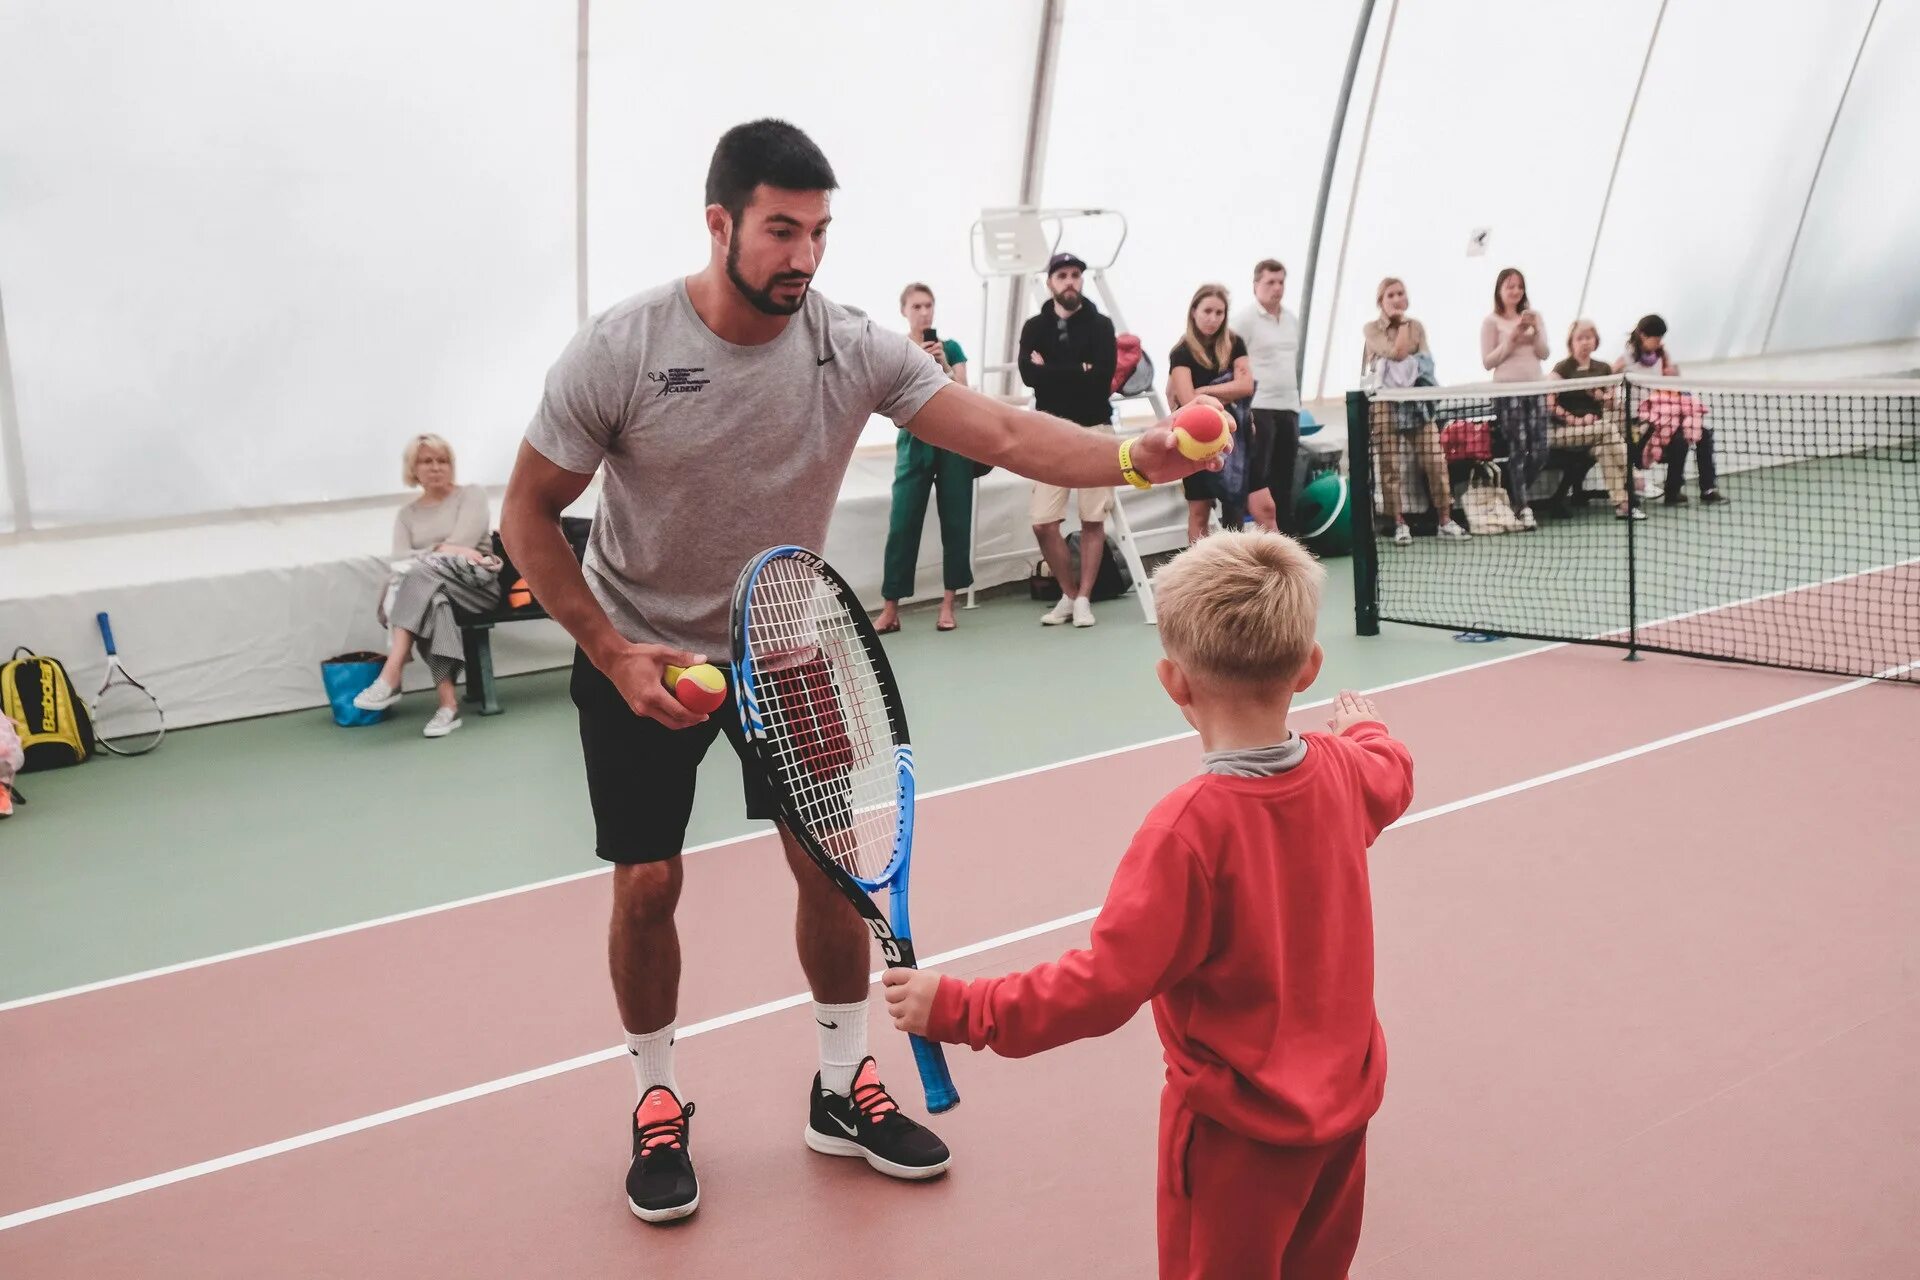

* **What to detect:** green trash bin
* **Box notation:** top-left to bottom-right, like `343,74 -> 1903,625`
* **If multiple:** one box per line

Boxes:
1294,472 -> 1352,558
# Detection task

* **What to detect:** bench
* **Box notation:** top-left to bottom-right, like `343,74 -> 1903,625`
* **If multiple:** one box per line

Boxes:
452,516 -> 590,716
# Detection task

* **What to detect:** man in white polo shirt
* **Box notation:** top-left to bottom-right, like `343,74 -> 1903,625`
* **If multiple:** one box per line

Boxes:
1234,258 -> 1303,532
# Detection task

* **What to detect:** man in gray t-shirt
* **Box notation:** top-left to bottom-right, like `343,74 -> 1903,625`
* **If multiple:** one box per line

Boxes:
501,119 -> 1223,1225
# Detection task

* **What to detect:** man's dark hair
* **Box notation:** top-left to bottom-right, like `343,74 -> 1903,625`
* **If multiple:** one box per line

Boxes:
705,119 -> 838,219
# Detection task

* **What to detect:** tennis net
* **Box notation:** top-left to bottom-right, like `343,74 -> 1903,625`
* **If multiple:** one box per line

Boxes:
1347,373 -> 1920,683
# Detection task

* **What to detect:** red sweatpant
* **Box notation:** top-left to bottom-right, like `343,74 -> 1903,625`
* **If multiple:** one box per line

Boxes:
1157,1089 -> 1368,1279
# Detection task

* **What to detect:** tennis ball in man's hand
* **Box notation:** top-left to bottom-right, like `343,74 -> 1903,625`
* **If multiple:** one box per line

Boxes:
1171,401 -> 1233,461
664,664 -> 728,715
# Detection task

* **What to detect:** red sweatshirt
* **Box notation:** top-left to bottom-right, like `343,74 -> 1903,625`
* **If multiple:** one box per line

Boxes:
925,722 -> 1414,1146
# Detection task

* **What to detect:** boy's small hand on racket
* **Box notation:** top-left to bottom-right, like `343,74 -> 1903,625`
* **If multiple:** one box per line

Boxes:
600,640 -> 710,729
1327,690 -> 1381,735
882,968 -> 940,1038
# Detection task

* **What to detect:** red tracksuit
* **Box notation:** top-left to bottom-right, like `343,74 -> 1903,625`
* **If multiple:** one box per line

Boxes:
924,722 -> 1415,1278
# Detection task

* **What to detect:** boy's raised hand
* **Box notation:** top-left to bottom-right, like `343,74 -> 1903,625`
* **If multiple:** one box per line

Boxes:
882,967 -> 940,1037
1327,690 -> 1381,735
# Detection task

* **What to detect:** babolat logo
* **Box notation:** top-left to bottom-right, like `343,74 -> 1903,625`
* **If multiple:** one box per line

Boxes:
39,662 -> 57,732
646,367 -> 711,397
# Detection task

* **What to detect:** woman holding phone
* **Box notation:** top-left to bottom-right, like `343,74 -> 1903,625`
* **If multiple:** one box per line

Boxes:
876,283 -> 974,633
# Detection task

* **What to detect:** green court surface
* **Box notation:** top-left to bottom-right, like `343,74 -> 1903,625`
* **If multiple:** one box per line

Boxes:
0,570 -> 1541,1002
1376,453 -> 1919,644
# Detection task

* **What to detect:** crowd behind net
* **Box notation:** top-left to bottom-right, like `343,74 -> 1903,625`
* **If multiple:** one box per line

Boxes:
1349,374 -> 1920,684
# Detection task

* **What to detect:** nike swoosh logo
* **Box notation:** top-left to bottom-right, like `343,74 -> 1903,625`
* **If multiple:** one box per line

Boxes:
816,354 -> 835,366
816,1018 -> 838,1029
827,1113 -> 859,1137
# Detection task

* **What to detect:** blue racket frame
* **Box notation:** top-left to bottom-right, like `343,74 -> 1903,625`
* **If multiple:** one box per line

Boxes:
731,545 -> 958,1113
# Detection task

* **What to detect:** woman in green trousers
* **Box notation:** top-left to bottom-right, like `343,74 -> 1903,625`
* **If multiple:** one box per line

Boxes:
876,283 -> 976,633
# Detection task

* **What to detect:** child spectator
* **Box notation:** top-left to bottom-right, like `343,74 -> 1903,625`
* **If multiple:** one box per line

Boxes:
1615,314 -> 1724,505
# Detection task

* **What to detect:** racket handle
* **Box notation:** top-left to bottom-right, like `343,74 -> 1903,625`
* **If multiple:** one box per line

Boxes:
909,1032 -> 960,1114
96,612 -> 118,656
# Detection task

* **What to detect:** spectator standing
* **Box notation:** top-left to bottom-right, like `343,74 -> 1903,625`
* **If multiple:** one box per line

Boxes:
1480,267 -> 1551,529
1362,277 -> 1467,545
1235,259 -> 1305,531
1020,252 -> 1118,628
1167,284 -> 1253,543
876,283 -> 974,634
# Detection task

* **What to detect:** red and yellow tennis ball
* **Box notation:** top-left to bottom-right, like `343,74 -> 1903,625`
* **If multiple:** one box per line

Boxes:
664,663 -> 727,715
1171,401 -> 1233,461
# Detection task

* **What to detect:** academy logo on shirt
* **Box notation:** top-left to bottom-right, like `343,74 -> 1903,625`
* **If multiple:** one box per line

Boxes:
646,367 -> 711,397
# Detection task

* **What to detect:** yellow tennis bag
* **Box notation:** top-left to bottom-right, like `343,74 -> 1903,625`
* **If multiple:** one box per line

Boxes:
2,648 -> 95,770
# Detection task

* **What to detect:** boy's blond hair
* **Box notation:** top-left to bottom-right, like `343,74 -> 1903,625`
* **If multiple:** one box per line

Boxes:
1152,532 -> 1325,683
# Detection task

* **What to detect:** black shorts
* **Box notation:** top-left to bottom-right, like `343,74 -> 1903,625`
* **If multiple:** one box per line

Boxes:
1182,471 -> 1223,502
570,648 -> 778,864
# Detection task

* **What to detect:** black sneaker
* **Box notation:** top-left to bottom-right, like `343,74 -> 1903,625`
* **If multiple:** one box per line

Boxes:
1701,489 -> 1728,505
627,1086 -> 698,1223
1662,491 -> 1690,506
805,1057 -> 951,1180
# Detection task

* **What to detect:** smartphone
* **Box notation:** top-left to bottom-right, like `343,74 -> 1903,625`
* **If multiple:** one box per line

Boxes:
922,328 -> 939,344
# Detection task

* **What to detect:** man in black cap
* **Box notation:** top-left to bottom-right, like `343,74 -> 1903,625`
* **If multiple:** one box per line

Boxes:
1019,252 -> 1119,627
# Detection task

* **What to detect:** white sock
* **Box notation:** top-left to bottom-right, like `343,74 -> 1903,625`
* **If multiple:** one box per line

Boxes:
625,1024 -> 678,1101
814,1000 -> 869,1095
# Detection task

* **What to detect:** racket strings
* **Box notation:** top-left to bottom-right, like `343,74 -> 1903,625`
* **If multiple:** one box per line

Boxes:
747,559 -> 902,882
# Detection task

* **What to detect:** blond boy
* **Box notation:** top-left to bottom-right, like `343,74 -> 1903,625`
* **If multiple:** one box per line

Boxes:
885,532 -> 1414,1278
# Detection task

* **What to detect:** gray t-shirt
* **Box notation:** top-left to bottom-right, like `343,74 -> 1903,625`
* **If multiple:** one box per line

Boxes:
1201,735 -> 1308,777
525,280 -> 949,656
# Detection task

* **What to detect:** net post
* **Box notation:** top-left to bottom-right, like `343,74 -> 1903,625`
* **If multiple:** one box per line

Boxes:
1347,390 -> 1380,636
1622,374 -> 1640,661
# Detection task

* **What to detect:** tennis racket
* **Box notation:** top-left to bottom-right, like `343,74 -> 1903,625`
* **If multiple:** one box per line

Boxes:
91,612 -> 165,756
730,545 -> 959,1114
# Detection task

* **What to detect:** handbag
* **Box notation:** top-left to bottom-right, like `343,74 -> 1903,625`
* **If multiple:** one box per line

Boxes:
1461,463 -> 1523,535
1439,418 -> 1493,462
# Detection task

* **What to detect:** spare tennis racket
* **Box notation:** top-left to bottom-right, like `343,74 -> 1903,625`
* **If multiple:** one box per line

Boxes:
91,612 -> 165,756
730,546 -> 958,1114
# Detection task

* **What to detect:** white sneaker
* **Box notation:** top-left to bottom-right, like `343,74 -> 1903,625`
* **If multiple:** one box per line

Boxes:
422,707 -> 462,738
1392,524 -> 1412,546
353,679 -> 401,712
1041,595 -> 1075,626
1518,508 -> 1538,531
1072,598 -> 1096,628
1437,520 -> 1470,539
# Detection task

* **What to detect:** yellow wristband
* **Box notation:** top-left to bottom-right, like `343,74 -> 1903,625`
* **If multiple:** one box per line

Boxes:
1117,436 -> 1152,490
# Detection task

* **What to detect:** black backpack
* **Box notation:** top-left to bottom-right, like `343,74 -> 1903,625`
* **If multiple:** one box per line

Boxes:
1065,531 -> 1135,603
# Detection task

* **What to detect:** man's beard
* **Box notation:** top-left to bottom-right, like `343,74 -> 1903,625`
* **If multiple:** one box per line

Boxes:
727,239 -> 810,317
1053,287 -> 1082,312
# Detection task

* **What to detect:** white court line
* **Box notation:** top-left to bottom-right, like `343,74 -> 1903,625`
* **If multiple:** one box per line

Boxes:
0,641 -> 1560,1015
4,663 -> 1901,1235
1598,554 -> 1920,639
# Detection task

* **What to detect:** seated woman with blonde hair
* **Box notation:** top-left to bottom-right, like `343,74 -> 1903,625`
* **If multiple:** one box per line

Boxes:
1549,319 -> 1640,520
353,434 -> 500,737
